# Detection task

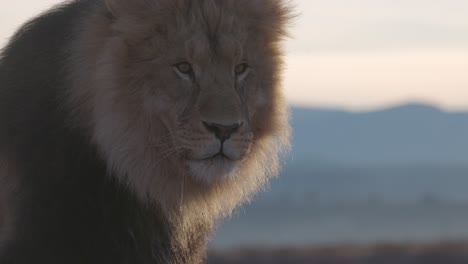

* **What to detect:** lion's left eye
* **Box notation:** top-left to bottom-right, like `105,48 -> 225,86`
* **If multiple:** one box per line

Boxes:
173,62 -> 194,81
234,63 -> 249,76
174,62 -> 193,74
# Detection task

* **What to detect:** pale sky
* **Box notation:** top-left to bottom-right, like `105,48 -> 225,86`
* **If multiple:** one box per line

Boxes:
1,0 -> 468,111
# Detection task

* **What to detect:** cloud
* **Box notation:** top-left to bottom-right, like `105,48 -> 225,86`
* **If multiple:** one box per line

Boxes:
289,0 -> 468,53
284,50 -> 468,111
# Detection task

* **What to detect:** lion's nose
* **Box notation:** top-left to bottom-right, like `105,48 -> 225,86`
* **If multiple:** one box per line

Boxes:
203,122 -> 242,142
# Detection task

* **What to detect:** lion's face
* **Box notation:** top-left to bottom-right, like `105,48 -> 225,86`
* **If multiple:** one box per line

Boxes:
142,33 -> 259,183
171,60 -> 254,183
72,0 -> 291,211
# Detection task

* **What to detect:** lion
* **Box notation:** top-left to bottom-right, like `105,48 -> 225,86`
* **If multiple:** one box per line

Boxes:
0,0 -> 292,263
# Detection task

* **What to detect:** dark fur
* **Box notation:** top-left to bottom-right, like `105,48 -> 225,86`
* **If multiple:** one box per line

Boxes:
0,1 -> 204,263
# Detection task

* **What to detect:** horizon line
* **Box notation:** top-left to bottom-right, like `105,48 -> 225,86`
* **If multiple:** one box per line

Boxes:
289,101 -> 468,114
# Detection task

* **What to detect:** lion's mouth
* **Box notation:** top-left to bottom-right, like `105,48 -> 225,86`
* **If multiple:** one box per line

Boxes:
201,152 -> 233,161
181,140 -> 251,183
188,145 -> 244,162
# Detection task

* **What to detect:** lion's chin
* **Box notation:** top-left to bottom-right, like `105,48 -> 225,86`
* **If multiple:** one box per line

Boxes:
187,156 -> 241,184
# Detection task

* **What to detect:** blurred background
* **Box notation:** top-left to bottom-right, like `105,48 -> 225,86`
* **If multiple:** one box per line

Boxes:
2,1 -> 468,263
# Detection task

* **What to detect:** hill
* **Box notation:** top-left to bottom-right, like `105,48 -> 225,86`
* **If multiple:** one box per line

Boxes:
291,103 -> 468,164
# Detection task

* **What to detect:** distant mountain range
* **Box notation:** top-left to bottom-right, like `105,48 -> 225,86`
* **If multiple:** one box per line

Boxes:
290,103 -> 468,164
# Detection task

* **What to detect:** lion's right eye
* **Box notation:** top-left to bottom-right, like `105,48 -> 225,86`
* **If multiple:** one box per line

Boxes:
174,62 -> 193,74
173,62 -> 194,81
234,63 -> 250,81
234,63 -> 249,76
